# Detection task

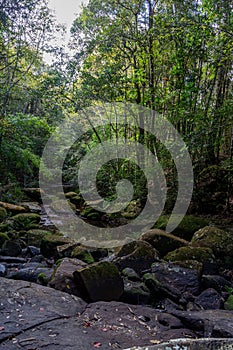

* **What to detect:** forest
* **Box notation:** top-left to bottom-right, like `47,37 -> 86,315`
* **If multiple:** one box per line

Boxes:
0,0 -> 233,218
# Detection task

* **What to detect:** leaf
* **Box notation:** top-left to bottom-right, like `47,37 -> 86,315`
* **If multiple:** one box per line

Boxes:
93,342 -> 102,347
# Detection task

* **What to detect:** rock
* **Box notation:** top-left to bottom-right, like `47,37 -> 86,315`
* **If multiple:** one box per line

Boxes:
171,260 -> 203,274
68,194 -> 84,208
71,246 -> 95,264
23,187 -> 44,202
7,266 -> 53,284
201,275 -> 232,293
19,201 -> 42,213
195,288 -> 223,310
164,246 -> 215,264
0,256 -> 26,264
0,277 -> 86,344
144,262 -> 200,302
21,229 -> 52,247
11,213 -> 41,230
65,191 -> 79,199
154,215 -> 210,241
171,309 -> 233,337
140,228 -> 188,257
120,279 -> 151,305
40,235 -> 74,257
0,201 -> 26,215
121,199 -> 142,219
126,338 -> 233,350
26,245 -> 41,257
55,242 -> 79,259
0,232 -> 10,247
73,261 -> 124,302
0,263 -> 7,276
49,257 -> 87,297
113,240 -> 159,274
0,206 -> 7,222
1,240 -> 22,256
191,226 -> 233,264
122,267 -> 141,281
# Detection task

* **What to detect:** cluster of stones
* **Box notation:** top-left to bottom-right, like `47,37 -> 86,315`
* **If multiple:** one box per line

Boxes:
1,189 -> 233,348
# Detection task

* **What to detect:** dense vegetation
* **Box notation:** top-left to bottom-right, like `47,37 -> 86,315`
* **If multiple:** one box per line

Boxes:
0,0 -> 233,214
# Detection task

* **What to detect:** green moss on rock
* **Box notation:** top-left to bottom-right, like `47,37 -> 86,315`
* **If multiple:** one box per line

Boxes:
11,213 -> 41,230
0,207 -> 7,223
154,215 -> 210,241
40,235 -> 74,257
80,206 -> 101,220
71,247 -> 95,264
20,229 -> 52,247
224,294 -> 233,310
191,226 -> 233,259
0,232 -> 10,248
164,246 -> 215,264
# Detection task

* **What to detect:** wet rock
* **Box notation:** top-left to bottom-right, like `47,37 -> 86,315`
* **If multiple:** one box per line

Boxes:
157,312 -> 184,329
40,235 -> 74,258
122,267 -> 141,281
0,263 -> 7,276
164,246 -> 215,264
191,226 -> 233,265
0,256 -> 26,264
154,215 -> 209,241
49,257 -> 87,297
195,288 -> 223,310
19,201 -> 42,213
143,262 -> 200,303
140,229 -> 188,257
113,240 -> 159,274
2,240 -> 22,256
11,213 -> 41,230
172,309 -> 233,337
121,279 -> 151,305
201,275 -> 232,293
7,265 -> 53,284
73,261 -> 124,302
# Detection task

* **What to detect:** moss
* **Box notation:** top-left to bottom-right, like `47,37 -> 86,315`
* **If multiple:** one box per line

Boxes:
11,213 -> 41,230
154,215 -> 209,241
0,207 -> 7,223
80,206 -> 101,220
71,247 -> 95,264
191,226 -> 233,258
69,195 -> 84,207
20,229 -> 52,247
164,246 -> 215,263
0,232 -> 10,248
37,272 -> 48,286
76,261 -> 120,280
117,240 -> 157,259
40,235 -> 74,257
224,294 -> 233,310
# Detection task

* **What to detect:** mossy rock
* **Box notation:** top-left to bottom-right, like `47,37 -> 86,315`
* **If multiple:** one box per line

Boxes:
154,215 -> 210,241
80,206 -> 102,220
0,232 -> 10,248
171,259 -> 203,274
0,207 -> 7,223
19,229 -> 52,247
0,201 -> 26,215
40,235 -> 74,257
11,213 -> 41,230
191,226 -> 233,259
140,228 -> 188,257
71,247 -> 95,264
164,246 -> 215,264
224,294 -> 233,310
121,199 -> 142,219
68,195 -> 84,208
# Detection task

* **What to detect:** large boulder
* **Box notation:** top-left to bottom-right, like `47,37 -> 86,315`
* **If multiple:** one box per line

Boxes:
73,261 -> 124,302
154,215 -> 209,241
191,226 -> 233,265
49,257 -> 87,297
113,240 -> 159,274
140,228 -> 188,257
